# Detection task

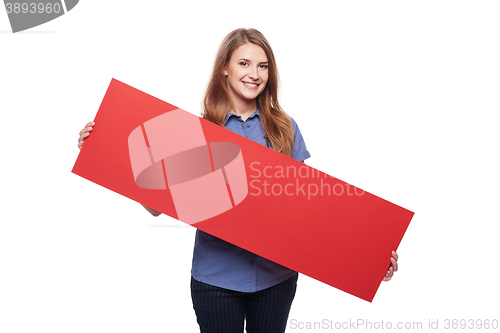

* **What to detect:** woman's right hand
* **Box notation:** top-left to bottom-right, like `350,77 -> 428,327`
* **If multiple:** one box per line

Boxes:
78,122 -> 95,149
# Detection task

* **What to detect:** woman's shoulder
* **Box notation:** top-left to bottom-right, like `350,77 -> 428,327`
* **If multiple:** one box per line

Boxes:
288,116 -> 302,136
285,114 -> 310,160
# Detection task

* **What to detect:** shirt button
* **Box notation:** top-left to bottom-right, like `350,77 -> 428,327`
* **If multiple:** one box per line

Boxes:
249,261 -> 254,266
246,124 -> 250,128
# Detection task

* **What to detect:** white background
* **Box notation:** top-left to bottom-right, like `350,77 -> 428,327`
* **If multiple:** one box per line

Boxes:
1,1 -> 499,332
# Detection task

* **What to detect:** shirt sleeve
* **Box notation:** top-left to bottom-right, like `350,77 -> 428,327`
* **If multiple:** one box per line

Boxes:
291,118 -> 311,162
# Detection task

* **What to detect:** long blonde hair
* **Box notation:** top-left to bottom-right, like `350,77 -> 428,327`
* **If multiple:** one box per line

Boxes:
202,28 -> 294,157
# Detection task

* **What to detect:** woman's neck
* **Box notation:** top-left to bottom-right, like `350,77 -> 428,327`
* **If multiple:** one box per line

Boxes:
231,100 -> 257,122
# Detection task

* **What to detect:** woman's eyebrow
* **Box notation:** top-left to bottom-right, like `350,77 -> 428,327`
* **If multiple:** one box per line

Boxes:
237,58 -> 268,64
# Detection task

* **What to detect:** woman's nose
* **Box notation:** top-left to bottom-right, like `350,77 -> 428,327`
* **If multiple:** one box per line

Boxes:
248,66 -> 259,80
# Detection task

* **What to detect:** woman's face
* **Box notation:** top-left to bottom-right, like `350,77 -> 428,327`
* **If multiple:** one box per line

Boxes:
224,43 -> 269,106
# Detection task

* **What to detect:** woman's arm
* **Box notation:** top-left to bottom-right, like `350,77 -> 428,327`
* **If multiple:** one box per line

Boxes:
141,205 -> 162,217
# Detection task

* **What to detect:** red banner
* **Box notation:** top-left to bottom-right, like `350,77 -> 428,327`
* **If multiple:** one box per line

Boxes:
72,78 -> 414,302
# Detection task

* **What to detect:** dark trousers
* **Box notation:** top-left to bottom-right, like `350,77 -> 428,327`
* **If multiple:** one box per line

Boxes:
191,274 -> 298,333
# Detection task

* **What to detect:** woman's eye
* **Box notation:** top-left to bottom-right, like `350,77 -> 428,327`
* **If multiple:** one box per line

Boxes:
259,64 -> 268,69
240,62 -> 248,66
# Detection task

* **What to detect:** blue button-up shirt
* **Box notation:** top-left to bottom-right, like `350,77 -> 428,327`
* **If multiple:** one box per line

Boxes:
191,109 -> 311,292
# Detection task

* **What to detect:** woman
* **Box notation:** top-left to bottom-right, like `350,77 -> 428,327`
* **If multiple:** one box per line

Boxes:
78,28 -> 399,333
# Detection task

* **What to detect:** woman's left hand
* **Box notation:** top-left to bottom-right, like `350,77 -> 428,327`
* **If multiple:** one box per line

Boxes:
383,251 -> 399,281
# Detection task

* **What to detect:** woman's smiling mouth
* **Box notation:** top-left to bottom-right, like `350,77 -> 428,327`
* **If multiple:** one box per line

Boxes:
243,81 -> 259,89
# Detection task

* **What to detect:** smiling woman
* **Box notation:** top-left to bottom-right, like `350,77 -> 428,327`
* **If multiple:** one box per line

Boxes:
76,28 -> 398,333
202,28 -> 295,157
193,28 -> 312,333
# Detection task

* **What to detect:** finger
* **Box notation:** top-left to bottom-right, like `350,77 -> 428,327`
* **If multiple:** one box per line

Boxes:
391,257 -> 399,272
386,266 -> 394,278
79,131 -> 90,141
78,132 -> 89,147
383,267 -> 393,281
392,250 -> 399,261
78,122 -> 95,136
78,122 -> 95,147
78,127 -> 91,137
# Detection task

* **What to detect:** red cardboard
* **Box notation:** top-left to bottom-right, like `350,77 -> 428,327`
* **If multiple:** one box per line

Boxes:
72,78 -> 414,302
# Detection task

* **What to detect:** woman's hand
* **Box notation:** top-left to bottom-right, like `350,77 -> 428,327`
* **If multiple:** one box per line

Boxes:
78,121 -> 95,149
383,251 -> 399,281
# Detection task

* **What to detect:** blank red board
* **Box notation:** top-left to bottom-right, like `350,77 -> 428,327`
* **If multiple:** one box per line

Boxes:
72,78 -> 414,302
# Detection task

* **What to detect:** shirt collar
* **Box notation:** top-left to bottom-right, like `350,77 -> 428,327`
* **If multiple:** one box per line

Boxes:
224,109 -> 260,125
